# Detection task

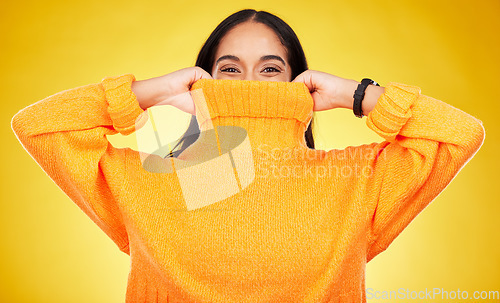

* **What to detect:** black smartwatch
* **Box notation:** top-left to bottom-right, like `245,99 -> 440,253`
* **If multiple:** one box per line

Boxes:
353,78 -> 379,118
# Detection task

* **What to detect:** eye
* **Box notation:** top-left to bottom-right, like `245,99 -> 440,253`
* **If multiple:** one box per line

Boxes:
262,66 -> 281,73
220,67 -> 240,73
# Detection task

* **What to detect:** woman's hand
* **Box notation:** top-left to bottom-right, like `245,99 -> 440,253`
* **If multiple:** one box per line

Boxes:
292,70 -> 385,116
132,67 -> 212,115
292,70 -> 356,111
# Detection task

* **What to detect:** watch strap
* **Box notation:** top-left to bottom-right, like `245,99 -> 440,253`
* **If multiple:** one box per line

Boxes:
353,78 -> 379,118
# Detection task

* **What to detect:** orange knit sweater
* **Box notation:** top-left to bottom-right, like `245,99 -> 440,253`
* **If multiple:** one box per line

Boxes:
11,74 -> 485,302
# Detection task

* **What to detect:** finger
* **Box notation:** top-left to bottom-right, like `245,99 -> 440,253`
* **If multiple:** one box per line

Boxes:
200,69 -> 213,80
292,74 -> 302,83
291,70 -> 306,83
188,67 -> 211,88
293,71 -> 315,93
161,92 -> 196,116
194,67 -> 213,80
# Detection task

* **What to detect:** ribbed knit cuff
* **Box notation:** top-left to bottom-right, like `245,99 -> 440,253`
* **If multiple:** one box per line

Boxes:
365,82 -> 421,142
101,74 -> 144,136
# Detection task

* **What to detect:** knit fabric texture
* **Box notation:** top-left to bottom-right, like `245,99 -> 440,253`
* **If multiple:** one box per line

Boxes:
11,74 -> 485,302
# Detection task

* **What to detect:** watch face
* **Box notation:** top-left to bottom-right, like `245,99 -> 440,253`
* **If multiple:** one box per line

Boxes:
361,78 -> 379,86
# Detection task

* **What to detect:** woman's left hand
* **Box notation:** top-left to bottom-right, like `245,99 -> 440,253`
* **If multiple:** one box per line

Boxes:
292,70 -> 357,112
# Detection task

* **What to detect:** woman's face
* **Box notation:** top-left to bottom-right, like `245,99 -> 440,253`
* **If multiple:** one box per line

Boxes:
211,21 -> 292,82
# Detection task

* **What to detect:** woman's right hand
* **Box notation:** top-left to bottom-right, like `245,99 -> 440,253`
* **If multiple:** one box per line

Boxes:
131,67 -> 212,115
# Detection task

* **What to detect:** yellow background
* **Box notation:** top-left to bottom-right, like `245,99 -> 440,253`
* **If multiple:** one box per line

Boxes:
2,0 -> 499,302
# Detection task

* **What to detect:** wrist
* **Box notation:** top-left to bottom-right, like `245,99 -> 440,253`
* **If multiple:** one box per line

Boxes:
132,76 -> 172,110
362,84 -> 385,116
338,79 -> 359,110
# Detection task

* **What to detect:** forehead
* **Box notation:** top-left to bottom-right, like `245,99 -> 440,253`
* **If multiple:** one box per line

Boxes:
215,21 -> 288,61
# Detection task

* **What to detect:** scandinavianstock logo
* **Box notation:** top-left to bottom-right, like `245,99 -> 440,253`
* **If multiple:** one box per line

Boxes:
129,88 -> 387,212
366,287 -> 499,300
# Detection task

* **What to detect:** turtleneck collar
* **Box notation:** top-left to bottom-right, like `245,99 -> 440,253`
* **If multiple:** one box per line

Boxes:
189,79 -> 314,150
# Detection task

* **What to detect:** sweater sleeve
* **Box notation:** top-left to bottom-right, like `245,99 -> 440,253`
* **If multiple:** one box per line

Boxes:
351,82 -> 485,263
10,73 -> 144,255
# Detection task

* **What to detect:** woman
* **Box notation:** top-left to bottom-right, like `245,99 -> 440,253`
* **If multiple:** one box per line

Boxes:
11,8 -> 484,303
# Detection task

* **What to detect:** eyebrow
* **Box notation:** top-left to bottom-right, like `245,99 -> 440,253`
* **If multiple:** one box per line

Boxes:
215,54 -> 286,66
